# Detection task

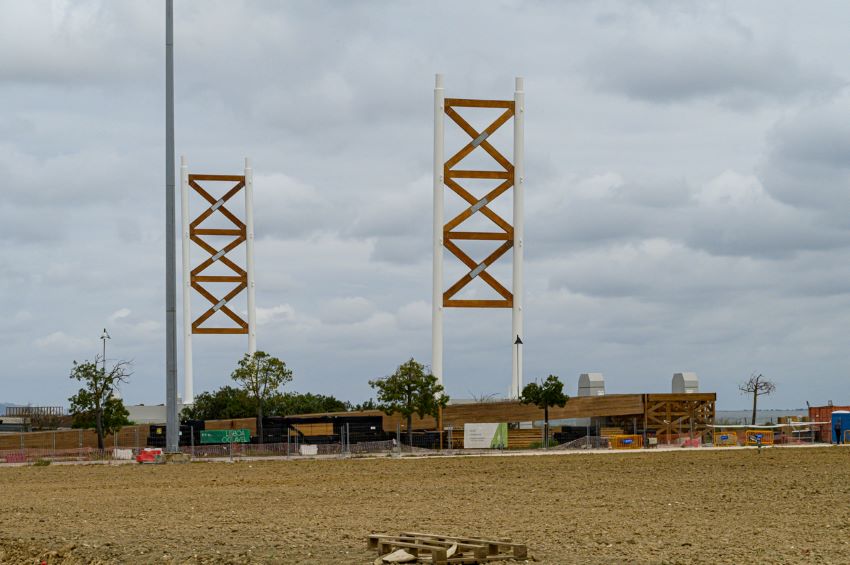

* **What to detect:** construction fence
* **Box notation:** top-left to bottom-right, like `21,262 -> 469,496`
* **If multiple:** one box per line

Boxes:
0,422 -> 829,465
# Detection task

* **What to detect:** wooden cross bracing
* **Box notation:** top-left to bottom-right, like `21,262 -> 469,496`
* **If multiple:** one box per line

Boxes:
442,98 -> 515,308
188,174 -> 249,334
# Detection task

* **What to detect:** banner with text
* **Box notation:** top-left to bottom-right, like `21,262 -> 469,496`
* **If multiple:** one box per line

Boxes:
463,423 -> 508,449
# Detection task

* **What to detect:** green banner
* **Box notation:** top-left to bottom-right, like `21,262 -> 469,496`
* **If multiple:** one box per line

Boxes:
200,429 -> 251,444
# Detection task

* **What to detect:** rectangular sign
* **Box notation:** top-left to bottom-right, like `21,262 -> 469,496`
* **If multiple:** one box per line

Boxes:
463,423 -> 508,449
200,428 -> 251,444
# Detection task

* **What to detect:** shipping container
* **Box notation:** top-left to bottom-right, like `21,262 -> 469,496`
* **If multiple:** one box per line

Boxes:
808,405 -> 850,442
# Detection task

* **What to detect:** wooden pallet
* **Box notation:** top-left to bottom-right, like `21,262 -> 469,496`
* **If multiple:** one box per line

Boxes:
369,532 -> 527,564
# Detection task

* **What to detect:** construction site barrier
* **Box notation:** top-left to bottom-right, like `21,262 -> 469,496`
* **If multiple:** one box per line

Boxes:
745,430 -> 774,446
714,431 -> 738,447
610,435 -> 643,449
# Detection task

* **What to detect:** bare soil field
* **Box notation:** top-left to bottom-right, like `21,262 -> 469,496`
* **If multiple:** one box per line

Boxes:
2,447 -> 850,564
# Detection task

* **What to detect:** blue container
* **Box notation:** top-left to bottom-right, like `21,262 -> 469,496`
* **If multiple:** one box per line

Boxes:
831,411 -> 850,444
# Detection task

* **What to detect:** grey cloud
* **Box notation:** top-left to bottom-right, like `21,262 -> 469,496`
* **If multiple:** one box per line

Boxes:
0,2 -> 158,85
5,1 -> 850,410
760,92 -> 850,213
582,8 -> 839,106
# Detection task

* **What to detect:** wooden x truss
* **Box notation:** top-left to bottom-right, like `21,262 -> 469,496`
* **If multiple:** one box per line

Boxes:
188,174 -> 249,334
442,98 -> 515,308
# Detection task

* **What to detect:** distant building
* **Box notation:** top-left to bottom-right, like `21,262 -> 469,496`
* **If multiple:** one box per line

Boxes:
672,372 -> 699,394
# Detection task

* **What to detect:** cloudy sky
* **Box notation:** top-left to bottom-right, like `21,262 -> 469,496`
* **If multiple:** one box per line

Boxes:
2,1 -> 849,410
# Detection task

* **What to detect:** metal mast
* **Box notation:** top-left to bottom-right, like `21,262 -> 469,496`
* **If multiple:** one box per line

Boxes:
165,0 -> 179,453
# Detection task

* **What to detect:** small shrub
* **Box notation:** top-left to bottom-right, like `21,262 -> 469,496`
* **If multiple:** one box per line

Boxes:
33,459 -> 51,467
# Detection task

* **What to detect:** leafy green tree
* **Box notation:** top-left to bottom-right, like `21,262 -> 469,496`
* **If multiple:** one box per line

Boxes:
231,351 -> 293,443
71,396 -> 130,431
265,392 -> 348,416
180,386 -> 254,421
68,356 -> 132,449
181,387 -> 352,422
520,375 -> 569,447
350,398 -> 378,412
369,358 -> 449,446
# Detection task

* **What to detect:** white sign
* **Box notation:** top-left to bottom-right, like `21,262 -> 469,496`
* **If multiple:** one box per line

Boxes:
463,423 -> 507,449
299,444 -> 318,456
113,448 -> 134,460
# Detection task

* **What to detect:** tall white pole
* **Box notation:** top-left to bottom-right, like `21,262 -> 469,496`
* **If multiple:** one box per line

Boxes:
245,157 -> 257,355
512,77 -> 525,399
180,156 -> 193,404
432,74 -> 445,387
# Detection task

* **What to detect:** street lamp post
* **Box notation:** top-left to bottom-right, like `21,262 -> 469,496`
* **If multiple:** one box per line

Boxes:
100,328 -> 111,374
514,335 -> 523,398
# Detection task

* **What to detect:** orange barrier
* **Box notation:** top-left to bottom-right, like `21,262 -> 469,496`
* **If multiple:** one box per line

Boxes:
610,435 -> 643,449
714,431 -> 738,447
745,430 -> 774,446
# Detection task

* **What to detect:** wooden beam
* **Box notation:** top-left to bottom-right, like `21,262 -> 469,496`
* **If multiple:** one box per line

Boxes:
445,231 -> 510,240
192,328 -> 249,334
444,177 -> 513,234
443,177 -> 514,234
192,228 -> 244,236
442,239 -> 513,301
445,170 -> 511,179
191,275 -> 245,283
444,98 -> 514,109
443,299 -> 512,308
188,174 -> 245,182
444,106 -> 515,172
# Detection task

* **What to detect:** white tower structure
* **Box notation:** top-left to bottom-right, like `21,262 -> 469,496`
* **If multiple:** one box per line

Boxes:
431,75 -> 525,398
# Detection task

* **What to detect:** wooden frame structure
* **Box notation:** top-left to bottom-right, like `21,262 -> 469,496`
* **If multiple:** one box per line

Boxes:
441,97 -> 516,309
187,174 -> 249,335
643,393 -> 716,442
180,157 -> 257,403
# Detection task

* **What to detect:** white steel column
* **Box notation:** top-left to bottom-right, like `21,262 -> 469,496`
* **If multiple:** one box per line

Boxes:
180,155 -> 194,403
245,157 -> 257,354
432,74 -> 445,386
511,77 -> 525,399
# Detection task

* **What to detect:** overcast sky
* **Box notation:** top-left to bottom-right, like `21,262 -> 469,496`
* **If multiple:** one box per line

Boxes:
1,1 -> 849,410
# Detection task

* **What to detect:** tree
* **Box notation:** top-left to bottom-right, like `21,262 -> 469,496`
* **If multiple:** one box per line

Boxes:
369,358 -> 449,447
68,356 -> 132,449
71,396 -> 130,431
180,386 -> 254,422
739,373 -> 776,425
520,375 -> 569,447
350,398 -> 378,412
231,351 -> 293,443
265,392 -> 348,416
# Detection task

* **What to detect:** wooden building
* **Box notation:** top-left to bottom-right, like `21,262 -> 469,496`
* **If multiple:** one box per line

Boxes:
290,392 -> 716,441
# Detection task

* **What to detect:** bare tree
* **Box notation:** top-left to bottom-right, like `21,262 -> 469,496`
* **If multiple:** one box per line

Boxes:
739,373 -> 776,425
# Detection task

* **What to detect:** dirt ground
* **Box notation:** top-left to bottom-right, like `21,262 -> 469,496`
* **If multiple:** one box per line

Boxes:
1,447 -> 850,564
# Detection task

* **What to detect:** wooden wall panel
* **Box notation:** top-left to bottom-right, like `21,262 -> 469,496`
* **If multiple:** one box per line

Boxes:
0,425 -> 151,451
288,395 -> 646,432
204,417 -> 257,435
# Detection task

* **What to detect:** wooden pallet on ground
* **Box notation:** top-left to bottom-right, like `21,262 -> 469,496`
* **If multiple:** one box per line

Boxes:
369,532 -> 527,564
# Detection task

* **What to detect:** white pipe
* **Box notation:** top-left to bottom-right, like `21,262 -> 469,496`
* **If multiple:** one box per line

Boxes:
512,77 -> 525,399
180,155 -> 194,403
432,73 -> 445,386
245,157 -> 257,355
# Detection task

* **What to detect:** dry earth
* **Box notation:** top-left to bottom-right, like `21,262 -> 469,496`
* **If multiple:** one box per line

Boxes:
2,447 -> 850,564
